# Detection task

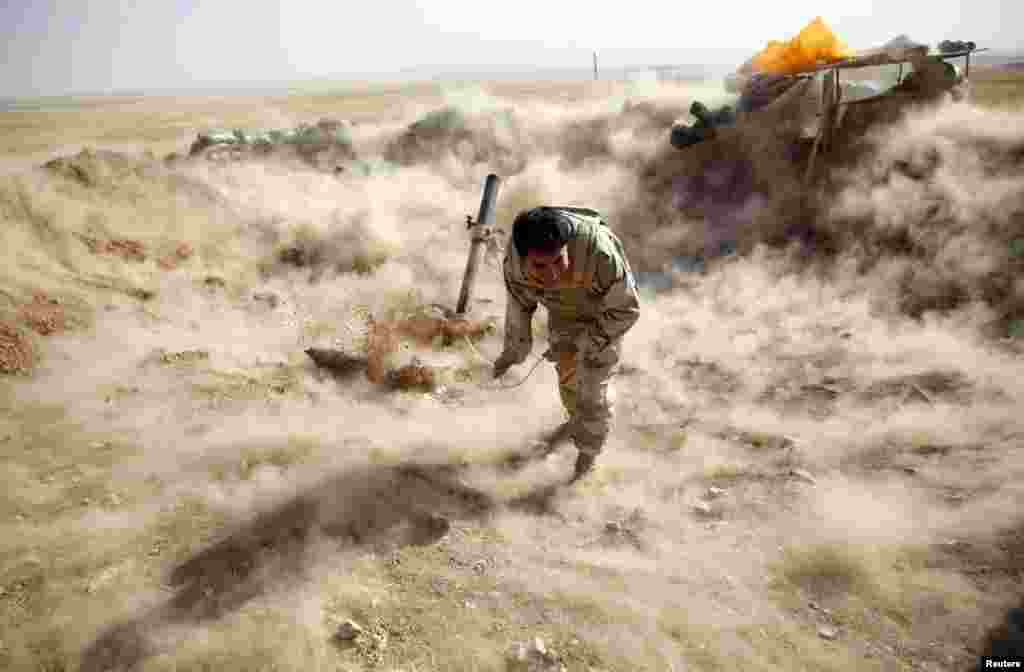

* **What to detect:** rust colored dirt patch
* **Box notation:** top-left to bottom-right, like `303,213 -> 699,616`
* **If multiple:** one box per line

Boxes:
78,235 -> 148,262
0,322 -> 34,374
158,242 -> 195,270
386,361 -> 438,391
366,318 -> 399,385
19,292 -> 67,336
365,316 -> 493,385
393,316 -> 494,344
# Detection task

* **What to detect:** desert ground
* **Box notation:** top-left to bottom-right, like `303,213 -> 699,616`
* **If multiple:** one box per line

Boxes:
1,68 -> 1023,671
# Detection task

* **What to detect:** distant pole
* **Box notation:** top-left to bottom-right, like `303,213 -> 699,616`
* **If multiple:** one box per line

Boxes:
593,52 -> 599,80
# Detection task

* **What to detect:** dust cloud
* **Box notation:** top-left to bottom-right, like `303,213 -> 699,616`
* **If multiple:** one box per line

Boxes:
2,77 -> 1023,670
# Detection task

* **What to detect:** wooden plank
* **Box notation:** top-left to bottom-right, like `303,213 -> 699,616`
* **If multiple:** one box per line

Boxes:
804,70 -> 835,185
778,47 -> 989,76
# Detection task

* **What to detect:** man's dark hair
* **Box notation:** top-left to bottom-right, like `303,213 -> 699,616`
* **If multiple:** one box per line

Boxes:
512,207 -> 570,258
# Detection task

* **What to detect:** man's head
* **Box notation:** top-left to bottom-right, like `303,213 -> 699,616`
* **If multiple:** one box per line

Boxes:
513,207 -> 571,286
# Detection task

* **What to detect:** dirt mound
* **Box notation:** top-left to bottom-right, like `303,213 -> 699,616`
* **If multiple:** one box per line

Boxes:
40,149 -> 227,211
187,119 -> 358,172
623,94 -> 1024,336
384,106 -> 530,175
79,462 -> 493,671
43,148 -> 163,189
619,86 -> 816,268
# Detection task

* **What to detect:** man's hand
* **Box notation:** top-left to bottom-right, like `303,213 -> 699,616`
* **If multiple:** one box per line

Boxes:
492,352 -> 517,379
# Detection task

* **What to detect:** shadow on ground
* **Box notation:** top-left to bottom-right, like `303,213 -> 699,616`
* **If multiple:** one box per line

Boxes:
79,459 -> 502,671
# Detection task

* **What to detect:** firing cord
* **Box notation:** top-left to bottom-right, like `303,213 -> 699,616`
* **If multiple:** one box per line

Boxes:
461,335 -> 546,390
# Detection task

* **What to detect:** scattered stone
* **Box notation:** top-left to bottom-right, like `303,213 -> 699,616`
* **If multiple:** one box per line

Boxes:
902,466 -> 918,475
426,513 -> 451,538
430,577 -> 449,595
704,486 -> 727,500
693,502 -> 715,517
203,276 -> 227,290
818,625 -> 839,640
253,292 -> 281,308
472,559 -> 488,574
305,347 -> 368,379
789,468 -> 817,484
507,637 -> 566,672
130,288 -> 156,301
89,441 -> 110,450
605,521 -> 623,534
333,619 -> 364,642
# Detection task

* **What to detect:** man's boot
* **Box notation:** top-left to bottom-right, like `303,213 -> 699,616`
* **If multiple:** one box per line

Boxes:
569,450 -> 596,484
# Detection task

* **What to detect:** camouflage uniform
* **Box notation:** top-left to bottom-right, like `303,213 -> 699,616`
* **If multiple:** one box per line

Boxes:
501,208 -> 641,457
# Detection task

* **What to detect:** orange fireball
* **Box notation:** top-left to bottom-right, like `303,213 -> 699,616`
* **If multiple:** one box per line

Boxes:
752,17 -> 853,75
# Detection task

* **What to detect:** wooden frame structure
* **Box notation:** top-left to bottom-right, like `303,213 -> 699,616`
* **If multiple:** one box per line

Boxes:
803,46 -> 986,184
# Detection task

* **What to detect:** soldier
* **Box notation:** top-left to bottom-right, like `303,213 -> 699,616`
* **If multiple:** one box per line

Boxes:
493,206 -> 641,483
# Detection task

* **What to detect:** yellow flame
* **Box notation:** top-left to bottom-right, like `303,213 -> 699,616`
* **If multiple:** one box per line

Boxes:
752,17 -> 854,75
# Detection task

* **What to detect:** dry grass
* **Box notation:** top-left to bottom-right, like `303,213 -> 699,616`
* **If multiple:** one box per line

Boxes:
768,541 -> 987,667
191,364 -> 305,404
970,68 -> 1024,110
0,84 -> 445,159
208,437 -> 318,482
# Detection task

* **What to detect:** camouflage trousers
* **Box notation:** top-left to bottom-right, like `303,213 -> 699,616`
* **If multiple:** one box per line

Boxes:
550,320 -> 620,457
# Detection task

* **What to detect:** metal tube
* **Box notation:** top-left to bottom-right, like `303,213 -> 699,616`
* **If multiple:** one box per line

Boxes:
456,174 -> 502,316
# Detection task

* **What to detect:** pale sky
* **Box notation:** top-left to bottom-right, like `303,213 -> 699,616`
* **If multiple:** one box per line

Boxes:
2,0 -> 1020,96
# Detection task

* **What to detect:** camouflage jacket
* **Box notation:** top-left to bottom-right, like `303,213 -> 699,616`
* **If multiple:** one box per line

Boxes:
501,207 -> 641,364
